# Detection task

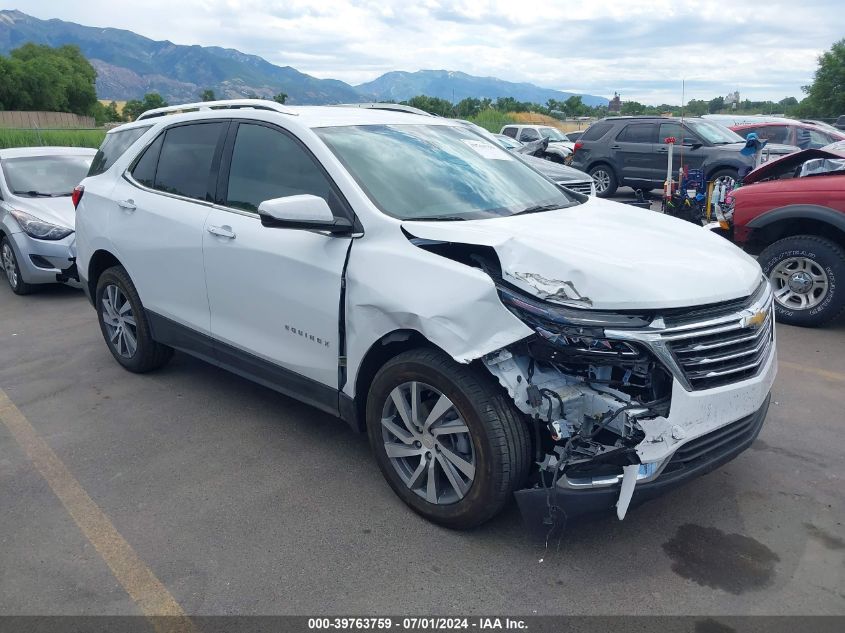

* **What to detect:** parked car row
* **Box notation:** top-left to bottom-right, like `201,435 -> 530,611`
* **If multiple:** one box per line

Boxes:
45,99 -> 780,531
569,115 -> 799,197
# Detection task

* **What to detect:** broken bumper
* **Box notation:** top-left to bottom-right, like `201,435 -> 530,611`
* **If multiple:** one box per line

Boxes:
515,392 -> 771,526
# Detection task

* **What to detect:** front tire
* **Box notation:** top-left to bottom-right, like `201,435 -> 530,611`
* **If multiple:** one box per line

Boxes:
366,349 -> 531,529
1,237 -> 35,295
589,164 -> 618,197
759,235 -> 845,327
96,266 -> 174,372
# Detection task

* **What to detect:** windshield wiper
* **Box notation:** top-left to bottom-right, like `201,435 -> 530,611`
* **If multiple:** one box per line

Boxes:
512,203 -> 561,216
411,215 -> 469,222
13,190 -> 63,197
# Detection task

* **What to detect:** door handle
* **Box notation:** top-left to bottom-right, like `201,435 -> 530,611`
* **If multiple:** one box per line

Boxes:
117,199 -> 136,211
657,148 -> 668,152
207,225 -> 236,239
610,145 -> 621,149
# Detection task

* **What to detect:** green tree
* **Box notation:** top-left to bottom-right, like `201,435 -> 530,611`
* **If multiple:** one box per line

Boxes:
273,92 -> 288,104
708,96 -> 725,113
90,100 -> 125,125
0,43 -> 97,115
123,93 -> 168,121
455,97 -> 481,118
404,95 -> 454,117
620,100 -> 646,115
201,89 -> 216,101
802,38 -> 845,117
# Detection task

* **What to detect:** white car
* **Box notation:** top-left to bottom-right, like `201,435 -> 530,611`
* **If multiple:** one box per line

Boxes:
74,100 -> 776,529
499,124 -> 574,161
1,146 -> 95,294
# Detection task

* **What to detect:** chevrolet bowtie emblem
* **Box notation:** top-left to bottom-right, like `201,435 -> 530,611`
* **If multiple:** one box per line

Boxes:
741,310 -> 768,330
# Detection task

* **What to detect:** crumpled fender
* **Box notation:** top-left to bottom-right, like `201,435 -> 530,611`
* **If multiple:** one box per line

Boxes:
342,228 -> 533,398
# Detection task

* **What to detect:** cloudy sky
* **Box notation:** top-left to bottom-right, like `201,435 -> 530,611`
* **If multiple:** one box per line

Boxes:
19,0 -> 845,104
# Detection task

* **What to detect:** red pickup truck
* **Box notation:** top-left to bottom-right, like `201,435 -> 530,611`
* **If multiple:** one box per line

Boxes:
731,148 -> 845,327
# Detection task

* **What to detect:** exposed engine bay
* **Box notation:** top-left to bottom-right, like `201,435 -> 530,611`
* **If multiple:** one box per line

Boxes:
410,237 -> 679,520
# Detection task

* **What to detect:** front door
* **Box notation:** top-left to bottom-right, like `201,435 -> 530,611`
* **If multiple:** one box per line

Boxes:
203,121 -> 354,398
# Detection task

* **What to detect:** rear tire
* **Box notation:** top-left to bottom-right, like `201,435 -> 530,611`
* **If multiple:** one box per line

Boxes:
96,266 -> 174,372
366,349 -> 531,529
1,237 -> 36,295
589,164 -> 618,197
759,235 -> 845,327
709,167 -> 739,189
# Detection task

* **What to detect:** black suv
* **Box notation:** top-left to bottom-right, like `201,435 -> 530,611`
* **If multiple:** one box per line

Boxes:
570,116 -> 799,197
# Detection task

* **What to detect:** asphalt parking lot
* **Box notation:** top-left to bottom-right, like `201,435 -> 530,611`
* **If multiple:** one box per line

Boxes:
1,278 -> 843,617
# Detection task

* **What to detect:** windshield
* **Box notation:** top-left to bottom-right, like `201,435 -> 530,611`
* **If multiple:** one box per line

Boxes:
2,155 -> 92,196
686,120 -> 744,144
317,124 -> 577,220
539,127 -> 567,141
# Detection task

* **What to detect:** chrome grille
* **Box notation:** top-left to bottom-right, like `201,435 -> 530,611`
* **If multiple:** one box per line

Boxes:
662,301 -> 774,390
560,180 -> 593,195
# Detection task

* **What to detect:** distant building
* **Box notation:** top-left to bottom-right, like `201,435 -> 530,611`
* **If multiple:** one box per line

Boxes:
725,91 -> 740,109
609,92 -> 621,113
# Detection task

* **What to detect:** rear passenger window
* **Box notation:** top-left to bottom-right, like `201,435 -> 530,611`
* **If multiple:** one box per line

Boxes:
580,122 -> 612,141
153,123 -> 225,201
224,123 -> 343,215
617,123 -> 656,143
130,134 -> 163,188
88,126 -> 151,177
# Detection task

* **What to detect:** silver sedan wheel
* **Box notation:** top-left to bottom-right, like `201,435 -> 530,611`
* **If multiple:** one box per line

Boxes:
591,168 -> 611,194
381,381 -> 475,505
2,242 -> 18,289
101,284 -> 138,358
770,257 -> 829,311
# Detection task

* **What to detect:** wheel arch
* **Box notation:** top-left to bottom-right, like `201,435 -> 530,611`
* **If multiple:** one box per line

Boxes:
347,328 -> 444,433
87,249 -> 123,303
745,205 -> 845,254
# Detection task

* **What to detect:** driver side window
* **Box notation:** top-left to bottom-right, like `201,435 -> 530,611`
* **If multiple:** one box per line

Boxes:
519,129 -> 540,142
224,123 -> 345,217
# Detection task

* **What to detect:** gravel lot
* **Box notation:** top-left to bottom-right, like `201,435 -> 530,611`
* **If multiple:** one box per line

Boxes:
1,274 -> 843,616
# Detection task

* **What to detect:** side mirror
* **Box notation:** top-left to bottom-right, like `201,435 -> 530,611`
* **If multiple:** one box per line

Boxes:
683,137 -> 702,148
257,194 -> 353,234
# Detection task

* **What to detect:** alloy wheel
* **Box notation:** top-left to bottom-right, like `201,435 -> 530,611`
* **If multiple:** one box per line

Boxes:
2,242 -> 18,289
101,284 -> 138,358
770,256 -> 829,311
591,169 -> 611,194
380,381 -> 475,505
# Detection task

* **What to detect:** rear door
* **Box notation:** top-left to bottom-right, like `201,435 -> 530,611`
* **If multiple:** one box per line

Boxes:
115,121 -> 227,334
203,120 -> 354,397
613,122 -> 658,185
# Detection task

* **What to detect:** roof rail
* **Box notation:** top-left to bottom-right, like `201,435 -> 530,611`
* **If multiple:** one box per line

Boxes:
136,99 -> 297,121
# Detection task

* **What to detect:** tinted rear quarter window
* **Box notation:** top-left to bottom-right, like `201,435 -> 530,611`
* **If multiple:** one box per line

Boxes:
153,122 -> 225,201
130,134 -> 164,188
501,127 -> 517,138
88,126 -> 152,176
581,122 -> 613,141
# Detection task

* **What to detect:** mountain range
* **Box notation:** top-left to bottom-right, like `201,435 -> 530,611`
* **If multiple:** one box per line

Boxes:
0,9 -> 608,107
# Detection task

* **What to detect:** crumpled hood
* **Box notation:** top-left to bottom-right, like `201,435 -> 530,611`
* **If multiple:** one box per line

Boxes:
403,197 -> 762,310
8,195 -> 75,229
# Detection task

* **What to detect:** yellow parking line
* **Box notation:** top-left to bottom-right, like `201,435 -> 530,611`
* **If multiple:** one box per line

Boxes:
779,360 -> 845,383
0,389 -> 194,633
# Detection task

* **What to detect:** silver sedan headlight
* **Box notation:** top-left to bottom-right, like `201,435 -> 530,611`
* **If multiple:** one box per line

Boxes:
9,209 -> 74,241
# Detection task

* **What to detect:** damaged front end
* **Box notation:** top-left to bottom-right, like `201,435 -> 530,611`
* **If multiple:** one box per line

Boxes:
480,272 -> 775,533
483,284 -> 673,525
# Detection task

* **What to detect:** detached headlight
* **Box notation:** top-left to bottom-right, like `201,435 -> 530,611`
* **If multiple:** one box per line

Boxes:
498,286 -> 649,357
10,209 -> 74,241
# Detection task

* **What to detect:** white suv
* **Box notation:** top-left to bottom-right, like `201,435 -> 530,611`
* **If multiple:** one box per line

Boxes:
75,100 -> 776,529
